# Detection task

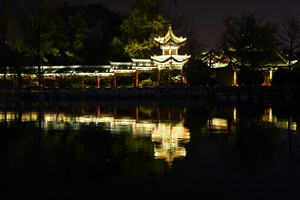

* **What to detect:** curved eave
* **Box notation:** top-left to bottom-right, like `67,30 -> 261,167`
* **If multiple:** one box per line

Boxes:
154,37 -> 187,46
151,55 -> 191,63
274,49 -> 289,65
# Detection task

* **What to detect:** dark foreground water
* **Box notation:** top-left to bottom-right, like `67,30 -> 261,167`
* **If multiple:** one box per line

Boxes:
0,99 -> 300,200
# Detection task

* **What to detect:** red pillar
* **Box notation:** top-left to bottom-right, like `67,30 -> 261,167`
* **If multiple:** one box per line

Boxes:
97,77 -> 100,88
158,70 -> 161,86
168,69 -> 172,83
82,80 -> 84,87
135,72 -> 139,87
113,75 -> 117,87
180,69 -> 183,82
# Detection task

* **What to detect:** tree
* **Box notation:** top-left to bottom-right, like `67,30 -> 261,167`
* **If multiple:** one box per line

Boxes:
184,57 -> 211,86
277,10 -> 300,70
218,11 -> 279,69
0,0 -> 21,85
47,3 -> 123,65
45,4 -> 87,65
55,5 -> 88,64
5,47 -> 31,86
271,67 -> 290,85
111,0 -> 168,59
15,0 -> 56,86
83,4 -> 123,64
217,11 -> 279,86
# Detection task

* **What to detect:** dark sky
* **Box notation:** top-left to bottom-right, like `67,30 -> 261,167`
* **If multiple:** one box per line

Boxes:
63,0 -> 300,51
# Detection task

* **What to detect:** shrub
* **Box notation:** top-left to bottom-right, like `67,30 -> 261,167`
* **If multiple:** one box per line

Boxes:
139,79 -> 155,87
237,67 -> 264,86
271,68 -> 289,85
184,58 -> 211,86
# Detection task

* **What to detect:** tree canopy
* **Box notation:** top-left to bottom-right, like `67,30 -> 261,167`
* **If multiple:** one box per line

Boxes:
277,10 -> 300,68
47,3 -> 123,65
218,11 -> 279,69
111,0 -> 168,59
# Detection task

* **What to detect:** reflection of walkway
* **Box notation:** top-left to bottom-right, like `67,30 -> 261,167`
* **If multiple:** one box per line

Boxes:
0,103 -> 190,166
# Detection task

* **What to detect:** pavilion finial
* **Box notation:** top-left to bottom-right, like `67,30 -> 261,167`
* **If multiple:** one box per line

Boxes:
169,21 -> 172,29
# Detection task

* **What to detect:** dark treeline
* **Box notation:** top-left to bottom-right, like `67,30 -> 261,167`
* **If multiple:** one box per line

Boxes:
0,0 -> 128,85
1,0 -> 124,66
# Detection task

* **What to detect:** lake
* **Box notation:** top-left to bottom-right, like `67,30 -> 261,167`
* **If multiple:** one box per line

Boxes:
0,99 -> 300,199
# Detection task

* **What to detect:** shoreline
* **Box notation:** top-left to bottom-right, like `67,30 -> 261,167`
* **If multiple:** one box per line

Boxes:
0,85 -> 299,102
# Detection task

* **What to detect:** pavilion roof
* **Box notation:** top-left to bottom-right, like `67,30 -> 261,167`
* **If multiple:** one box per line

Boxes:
201,50 -> 234,68
151,54 -> 191,63
216,47 -> 291,67
223,47 -> 290,67
153,24 -> 187,46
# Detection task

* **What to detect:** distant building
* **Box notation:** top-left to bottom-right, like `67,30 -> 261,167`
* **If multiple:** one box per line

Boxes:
200,47 -> 298,86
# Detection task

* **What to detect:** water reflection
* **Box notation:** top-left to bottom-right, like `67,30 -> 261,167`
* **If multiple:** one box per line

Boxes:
0,100 -> 191,167
0,100 -> 298,166
0,100 -> 300,199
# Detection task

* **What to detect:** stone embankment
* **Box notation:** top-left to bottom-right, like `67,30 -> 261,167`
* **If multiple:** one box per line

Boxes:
0,85 -> 298,101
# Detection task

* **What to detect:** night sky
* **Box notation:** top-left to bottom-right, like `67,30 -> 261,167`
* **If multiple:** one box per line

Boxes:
62,0 -> 300,50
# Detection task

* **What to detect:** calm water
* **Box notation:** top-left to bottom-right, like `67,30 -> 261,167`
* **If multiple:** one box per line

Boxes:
0,99 -> 300,199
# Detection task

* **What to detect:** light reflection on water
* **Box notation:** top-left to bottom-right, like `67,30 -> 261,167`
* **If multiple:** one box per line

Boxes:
0,102 -> 190,166
0,99 -> 300,199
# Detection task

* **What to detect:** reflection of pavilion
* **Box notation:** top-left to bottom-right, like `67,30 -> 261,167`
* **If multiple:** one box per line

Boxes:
152,124 -> 190,166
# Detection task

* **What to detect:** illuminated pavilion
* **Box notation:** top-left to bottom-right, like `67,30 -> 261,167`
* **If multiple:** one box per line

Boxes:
152,23 -> 191,83
108,23 -> 191,86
